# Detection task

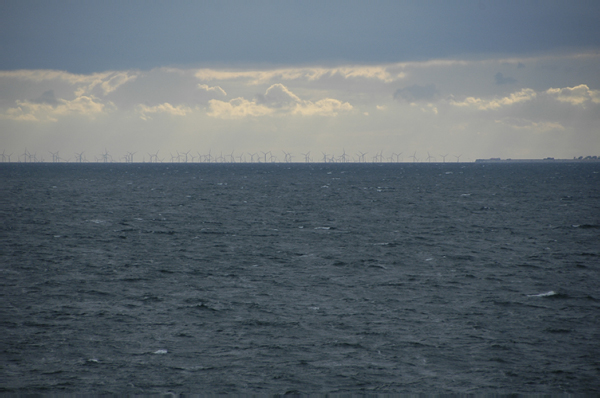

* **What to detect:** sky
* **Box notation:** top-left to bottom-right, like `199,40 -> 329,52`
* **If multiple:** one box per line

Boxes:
1,0 -> 599,162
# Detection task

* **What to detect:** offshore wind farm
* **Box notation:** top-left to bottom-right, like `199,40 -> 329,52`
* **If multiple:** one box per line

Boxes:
3,148 -> 598,164
4,148 -> 470,163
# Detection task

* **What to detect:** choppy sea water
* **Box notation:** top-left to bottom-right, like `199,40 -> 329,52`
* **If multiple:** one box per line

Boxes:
1,162 -> 599,394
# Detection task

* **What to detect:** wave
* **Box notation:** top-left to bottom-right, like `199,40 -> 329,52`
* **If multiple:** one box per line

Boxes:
572,224 -> 600,229
527,290 -> 557,297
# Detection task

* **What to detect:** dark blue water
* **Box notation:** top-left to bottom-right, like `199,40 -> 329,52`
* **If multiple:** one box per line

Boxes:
1,163 -> 599,394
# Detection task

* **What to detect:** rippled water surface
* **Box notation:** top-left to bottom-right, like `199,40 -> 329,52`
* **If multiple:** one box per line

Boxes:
2,163 -> 599,394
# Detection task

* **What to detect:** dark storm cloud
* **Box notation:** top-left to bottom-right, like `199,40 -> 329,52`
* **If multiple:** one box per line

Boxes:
394,84 -> 439,102
495,72 -> 517,85
1,0 -> 600,73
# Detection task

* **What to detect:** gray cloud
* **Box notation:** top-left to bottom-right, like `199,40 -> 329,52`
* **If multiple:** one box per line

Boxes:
394,84 -> 439,102
3,2 -> 600,73
495,72 -> 517,85
30,90 -> 60,105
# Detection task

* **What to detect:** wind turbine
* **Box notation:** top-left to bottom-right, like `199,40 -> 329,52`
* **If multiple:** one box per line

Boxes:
0,150 -> 12,162
341,149 -> 351,163
372,150 -> 383,163
426,152 -> 435,163
301,151 -> 311,163
127,151 -> 136,163
181,150 -> 191,163
260,151 -> 271,163
101,149 -> 112,163
148,150 -> 160,163
49,151 -> 60,162
410,152 -> 418,163
455,154 -> 462,163
440,153 -> 448,163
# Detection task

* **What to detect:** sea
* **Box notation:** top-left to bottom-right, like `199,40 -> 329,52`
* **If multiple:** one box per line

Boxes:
1,162 -> 599,395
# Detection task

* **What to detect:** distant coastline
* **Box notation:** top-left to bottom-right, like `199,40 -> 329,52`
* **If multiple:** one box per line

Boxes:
475,156 -> 600,163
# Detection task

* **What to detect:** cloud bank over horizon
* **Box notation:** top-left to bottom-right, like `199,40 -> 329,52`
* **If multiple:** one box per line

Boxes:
2,52 -> 599,162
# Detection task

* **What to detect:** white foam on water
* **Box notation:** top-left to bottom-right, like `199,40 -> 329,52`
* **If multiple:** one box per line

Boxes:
153,349 -> 168,354
527,291 -> 557,297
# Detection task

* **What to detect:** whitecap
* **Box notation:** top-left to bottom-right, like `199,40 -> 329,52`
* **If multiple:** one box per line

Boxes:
527,291 -> 557,297
153,349 -> 168,354
314,227 -> 331,230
